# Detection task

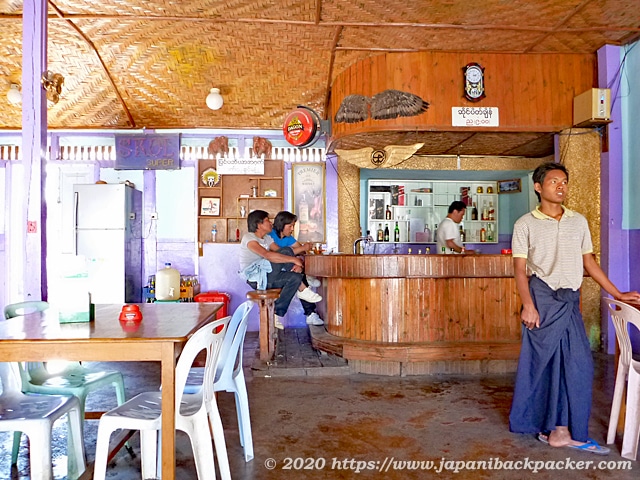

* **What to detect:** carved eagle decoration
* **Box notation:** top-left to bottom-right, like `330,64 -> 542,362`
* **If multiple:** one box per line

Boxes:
334,89 -> 429,123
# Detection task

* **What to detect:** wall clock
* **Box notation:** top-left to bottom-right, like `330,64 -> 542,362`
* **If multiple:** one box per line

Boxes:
463,63 -> 485,102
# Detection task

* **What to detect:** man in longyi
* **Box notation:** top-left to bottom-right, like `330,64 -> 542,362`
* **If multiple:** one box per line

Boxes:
509,162 -> 640,454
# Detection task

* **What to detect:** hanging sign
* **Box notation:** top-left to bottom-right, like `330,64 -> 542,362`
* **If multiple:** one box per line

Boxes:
115,134 -> 181,170
283,106 -> 319,147
452,107 -> 499,127
217,156 -> 264,175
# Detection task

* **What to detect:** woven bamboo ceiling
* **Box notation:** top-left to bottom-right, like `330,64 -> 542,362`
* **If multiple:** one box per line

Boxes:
1,1 -> 639,156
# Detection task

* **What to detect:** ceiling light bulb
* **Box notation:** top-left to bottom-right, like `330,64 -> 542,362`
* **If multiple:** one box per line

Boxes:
7,84 -> 22,105
206,88 -> 224,110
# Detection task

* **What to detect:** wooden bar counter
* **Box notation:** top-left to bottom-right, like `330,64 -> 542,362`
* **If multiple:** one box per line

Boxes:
305,253 -> 522,375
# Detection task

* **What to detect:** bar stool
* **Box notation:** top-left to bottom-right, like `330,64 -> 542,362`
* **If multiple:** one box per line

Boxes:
246,289 -> 282,361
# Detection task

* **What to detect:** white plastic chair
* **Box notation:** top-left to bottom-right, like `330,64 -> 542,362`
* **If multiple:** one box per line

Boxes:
0,362 -> 86,480
185,300 -> 256,461
603,298 -> 640,460
93,316 -> 232,480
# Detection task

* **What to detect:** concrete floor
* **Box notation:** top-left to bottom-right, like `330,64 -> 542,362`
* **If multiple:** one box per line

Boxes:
1,329 -> 638,480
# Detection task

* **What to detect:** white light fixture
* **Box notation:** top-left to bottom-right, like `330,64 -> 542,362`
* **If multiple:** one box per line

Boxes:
206,88 -> 224,110
7,84 -> 22,105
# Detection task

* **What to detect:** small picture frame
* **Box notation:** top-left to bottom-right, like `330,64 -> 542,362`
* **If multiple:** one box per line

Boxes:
200,197 -> 220,216
498,178 -> 522,194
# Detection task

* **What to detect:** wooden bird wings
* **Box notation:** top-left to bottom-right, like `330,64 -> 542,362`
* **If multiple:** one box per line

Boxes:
334,90 -> 429,123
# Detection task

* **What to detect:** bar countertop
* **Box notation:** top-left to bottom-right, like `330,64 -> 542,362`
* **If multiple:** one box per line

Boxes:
306,253 -> 514,279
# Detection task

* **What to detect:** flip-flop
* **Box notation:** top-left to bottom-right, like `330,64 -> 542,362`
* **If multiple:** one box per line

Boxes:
566,439 -> 610,456
537,433 -> 610,455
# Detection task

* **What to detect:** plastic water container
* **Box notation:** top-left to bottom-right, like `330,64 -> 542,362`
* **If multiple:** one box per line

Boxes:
155,263 -> 180,301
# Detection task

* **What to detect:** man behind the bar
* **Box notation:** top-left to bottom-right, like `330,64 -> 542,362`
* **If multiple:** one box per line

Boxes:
509,161 -> 640,454
436,200 -> 466,254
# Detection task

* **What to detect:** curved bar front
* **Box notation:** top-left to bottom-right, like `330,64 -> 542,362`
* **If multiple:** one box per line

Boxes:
305,254 -> 522,375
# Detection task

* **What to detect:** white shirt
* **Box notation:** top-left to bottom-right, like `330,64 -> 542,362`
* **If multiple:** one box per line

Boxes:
239,232 -> 274,271
436,217 -> 461,254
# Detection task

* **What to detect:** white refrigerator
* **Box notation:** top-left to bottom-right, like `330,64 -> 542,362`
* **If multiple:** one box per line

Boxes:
73,184 -> 142,304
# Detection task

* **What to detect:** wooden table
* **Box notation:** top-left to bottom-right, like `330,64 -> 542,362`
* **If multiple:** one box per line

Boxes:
0,302 -> 222,480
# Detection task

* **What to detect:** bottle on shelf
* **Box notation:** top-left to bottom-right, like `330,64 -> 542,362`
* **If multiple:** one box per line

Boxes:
423,225 -> 431,242
471,202 -> 478,221
377,223 -> 384,242
487,223 -> 494,242
459,225 -> 465,243
384,224 -> 390,242
482,200 -> 488,221
394,222 -> 400,242
488,201 -> 495,221
211,224 -> 217,242
480,224 -> 486,242
385,205 -> 392,220
235,226 -> 240,242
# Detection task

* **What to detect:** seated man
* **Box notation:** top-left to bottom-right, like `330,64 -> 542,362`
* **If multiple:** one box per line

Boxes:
239,210 -> 321,330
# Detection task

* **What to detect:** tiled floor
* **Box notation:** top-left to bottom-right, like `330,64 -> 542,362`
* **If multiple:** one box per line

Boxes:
0,330 -> 638,479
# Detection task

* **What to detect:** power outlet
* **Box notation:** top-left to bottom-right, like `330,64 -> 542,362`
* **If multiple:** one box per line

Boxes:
150,212 -> 158,220
27,221 -> 37,233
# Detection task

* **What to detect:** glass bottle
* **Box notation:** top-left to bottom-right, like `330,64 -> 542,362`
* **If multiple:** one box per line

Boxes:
385,205 -> 392,220
211,224 -> 217,242
471,202 -> 478,221
488,201 -> 495,221
459,225 -> 465,243
482,200 -> 488,221
480,224 -> 486,242
377,223 -> 384,242
299,194 -> 309,223
394,222 -> 400,242
487,223 -> 494,242
384,224 -> 390,242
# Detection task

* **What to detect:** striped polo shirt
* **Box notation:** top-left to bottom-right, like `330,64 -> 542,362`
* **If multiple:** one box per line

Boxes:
511,206 -> 593,291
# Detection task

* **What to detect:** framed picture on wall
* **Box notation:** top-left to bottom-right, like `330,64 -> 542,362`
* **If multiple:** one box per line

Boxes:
292,162 -> 326,243
200,197 -> 220,216
498,178 -> 522,194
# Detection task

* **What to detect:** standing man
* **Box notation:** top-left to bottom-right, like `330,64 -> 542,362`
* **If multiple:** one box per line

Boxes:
239,210 -> 321,330
509,162 -> 640,454
436,200 -> 467,254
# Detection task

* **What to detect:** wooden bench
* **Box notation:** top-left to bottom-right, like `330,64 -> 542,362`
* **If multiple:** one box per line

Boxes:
246,289 -> 282,361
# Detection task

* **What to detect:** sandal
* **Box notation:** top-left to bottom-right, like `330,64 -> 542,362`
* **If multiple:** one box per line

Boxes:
537,433 -> 610,455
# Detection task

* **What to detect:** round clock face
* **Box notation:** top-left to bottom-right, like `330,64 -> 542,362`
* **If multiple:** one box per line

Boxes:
466,66 -> 482,84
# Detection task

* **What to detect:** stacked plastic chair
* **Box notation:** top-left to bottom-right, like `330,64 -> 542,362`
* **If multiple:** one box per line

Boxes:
0,361 -> 86,480
603,298 -> 640,460
185,300 -> 256,461
93,315 -> 232,480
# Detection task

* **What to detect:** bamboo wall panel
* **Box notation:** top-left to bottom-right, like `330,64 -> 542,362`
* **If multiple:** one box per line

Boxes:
330,52 -> 596,139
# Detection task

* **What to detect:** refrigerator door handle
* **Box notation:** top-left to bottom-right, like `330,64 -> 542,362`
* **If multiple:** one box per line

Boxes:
73,191 -> 79,255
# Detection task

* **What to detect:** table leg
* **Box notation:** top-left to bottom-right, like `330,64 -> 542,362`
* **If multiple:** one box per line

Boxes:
160,342 -> 177,479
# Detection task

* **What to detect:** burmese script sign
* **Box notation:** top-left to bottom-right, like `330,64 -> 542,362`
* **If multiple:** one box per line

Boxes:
452,107 -> 499,127
216,156 -> 264,175
115,134 -> 181,170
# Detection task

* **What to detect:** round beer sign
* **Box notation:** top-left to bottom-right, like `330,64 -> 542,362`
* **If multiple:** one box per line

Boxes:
283,107 -> 318,147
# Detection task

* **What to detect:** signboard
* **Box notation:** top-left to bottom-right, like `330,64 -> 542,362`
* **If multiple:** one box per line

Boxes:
283,107 -> 319,147
452,107 -> 499,127
216,156 -> 264,175
115,134 -> 181,170
292,162 -> 325,243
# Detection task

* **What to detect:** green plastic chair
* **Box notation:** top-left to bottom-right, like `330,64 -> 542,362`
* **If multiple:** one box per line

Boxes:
3,300 -> 50,319
3,300 -> 128,466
